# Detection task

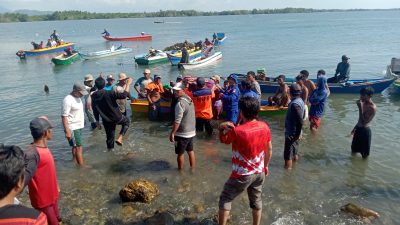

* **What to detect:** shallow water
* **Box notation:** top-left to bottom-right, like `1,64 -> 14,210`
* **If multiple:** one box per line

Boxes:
1,11 -> 400,224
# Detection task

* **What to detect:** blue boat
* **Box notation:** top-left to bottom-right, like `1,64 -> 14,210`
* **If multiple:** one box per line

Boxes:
213,33 -> 227,46
166,49 -> 203,66
236,73 -> 396,94
20,43 -> 75,57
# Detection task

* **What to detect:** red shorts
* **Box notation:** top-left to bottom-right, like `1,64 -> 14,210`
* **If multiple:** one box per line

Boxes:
309,116 -> 321,129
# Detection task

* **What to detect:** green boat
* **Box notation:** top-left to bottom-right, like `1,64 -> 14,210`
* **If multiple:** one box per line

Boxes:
258,105 -> 288,116
134,50 -> 169,65
51,52 -> 80,65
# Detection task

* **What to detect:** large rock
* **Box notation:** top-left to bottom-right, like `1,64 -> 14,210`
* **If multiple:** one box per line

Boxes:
340,203 -> 380,221
119,179 -> 159,203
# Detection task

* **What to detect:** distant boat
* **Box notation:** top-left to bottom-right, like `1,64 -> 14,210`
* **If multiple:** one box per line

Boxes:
213,33 -> 227,46
102,34 -> 152,41
166,49 -> 203,66
80,47 -> 132,60
179,51 -> 222,69
17,43 -> 75,58
154,20 -> 165,23
134,50 -> 169,65
51,52 -> 80,65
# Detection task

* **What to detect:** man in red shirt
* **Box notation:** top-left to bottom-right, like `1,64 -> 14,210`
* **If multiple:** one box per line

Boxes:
218,97 -> 272,225
25,116 -> 60,225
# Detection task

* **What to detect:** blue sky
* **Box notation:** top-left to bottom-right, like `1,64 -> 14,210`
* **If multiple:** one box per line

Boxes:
1,0 -> 399,12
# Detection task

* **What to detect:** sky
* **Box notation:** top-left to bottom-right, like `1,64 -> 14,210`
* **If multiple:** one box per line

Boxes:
1,0 -> 399,12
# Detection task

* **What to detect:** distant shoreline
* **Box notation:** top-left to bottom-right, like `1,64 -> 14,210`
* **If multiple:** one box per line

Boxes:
1,8 -> 399,23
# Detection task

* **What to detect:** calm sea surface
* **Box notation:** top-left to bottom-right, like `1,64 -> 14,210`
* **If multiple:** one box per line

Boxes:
1,11 -> 400,224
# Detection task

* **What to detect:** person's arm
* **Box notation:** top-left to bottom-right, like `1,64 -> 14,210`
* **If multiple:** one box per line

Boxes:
264,140 -> 272,176
61,98 -> 72,140
218,121 -> 235,144
169,101 -> 184,142
334,63 -> 340,76
92,97 -> 100,122
293,104 -> 304,140
345,64 -> 351,80
23,146 -> 39,186
134,78 -> 141,94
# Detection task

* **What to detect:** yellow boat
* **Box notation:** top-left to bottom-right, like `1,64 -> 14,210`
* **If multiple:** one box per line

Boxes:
130,99 -> 171,114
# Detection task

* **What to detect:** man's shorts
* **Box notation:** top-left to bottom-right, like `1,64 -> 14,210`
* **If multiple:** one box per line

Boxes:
68,129 -> 83,147
284,136 -> 299,160
309,116 -> 321,129
174,136 -> 193,155
219,173 -> 265,211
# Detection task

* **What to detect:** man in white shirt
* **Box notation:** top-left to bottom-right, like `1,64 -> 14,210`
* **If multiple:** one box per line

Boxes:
61,82 -> 88,166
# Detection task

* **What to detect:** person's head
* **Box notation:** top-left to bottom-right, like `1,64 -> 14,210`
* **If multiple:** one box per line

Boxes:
84,74 -> 94,87
53,30 -> 56,33
106,75 -> 114,85
223,80 -> 229,89
300,70 -> 309,79
277,75 -> 286,85
118,73 -> 128,85
360,86 -> 374,101
210,75 -> 221,84
342,55 -> 350,63
196,77 -> 206,89
289,83 -> 302,98
241,80 -> 252,91
95,76 -> 106,90
71,82 -> 88,97
227,74 -> 238,86
176,75 -> 183,83
239,97 -> 260,121
0,144 -> 26,200
30,116 -> 55,141
317,69 -> 326,78
154,75 -> 162,84
143,69 -> 151,79
246,71 -> 256,81
296,74 -> 304,85
316,75 -> 328,91
205,38 -> 209,41
172,82 -> 185,98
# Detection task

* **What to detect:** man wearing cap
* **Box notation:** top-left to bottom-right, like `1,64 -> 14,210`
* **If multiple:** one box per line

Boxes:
62,82 -> 87,166
104,75 -> 115,91
187,77 -> 215,136
222,74 -> 240,124
246,71 -> 261,101
25,116 -> 60,224
328,55 -> 351,83
169,82 -> 196,170
146,75 -> 164,121
114,73 -> 132,116
92,76 -> 133,150
83,74 -> 97,130
284,84 -> 305,169
134,69 -> 153,99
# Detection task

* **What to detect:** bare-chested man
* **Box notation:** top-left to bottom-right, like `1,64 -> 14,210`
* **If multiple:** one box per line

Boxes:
300,70 -> 316,94
268,75 -> 289,107
351,86 -> 377,158
146,75 -> 164,121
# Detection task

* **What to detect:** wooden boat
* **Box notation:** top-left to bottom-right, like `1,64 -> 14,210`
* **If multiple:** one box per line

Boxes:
51,52 -> 80,65
259,105 -> 288,116
17,43 -> 75,57
167,49 -> 203,66
134,50 -> 169,65
102,34 -> 152,41
213,33 -> 227,46
236,73 -> 396,94
130,99 -> 172,114
80,47 -> 132,60
179,51 -> 222,69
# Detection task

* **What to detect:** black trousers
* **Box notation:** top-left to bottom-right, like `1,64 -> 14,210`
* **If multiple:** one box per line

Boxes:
196,118 -> 213,136
103,116 -> 130,149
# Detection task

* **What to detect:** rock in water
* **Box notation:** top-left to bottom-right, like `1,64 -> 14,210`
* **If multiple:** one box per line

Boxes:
119,179 -> 159,203
144,211 -> 174,225
44,85 -> 49,94
340,203 -> 380,220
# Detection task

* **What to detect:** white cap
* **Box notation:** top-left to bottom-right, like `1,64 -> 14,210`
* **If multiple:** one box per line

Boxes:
172,82 -> 183,91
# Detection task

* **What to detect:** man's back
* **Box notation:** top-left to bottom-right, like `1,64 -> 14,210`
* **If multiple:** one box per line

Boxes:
190,88 -> 214,119
92,89 -> 128,123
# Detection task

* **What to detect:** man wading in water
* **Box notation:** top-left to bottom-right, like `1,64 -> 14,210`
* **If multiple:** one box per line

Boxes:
351,87 -> 376,158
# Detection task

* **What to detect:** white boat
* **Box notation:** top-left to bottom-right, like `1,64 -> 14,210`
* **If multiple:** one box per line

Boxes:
80,46 -> 132,60
180,51 -> 222,69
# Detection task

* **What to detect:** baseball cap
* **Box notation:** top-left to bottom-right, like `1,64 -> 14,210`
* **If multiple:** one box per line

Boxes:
154,75 -> 162,80
210,75 -> 221,82
118,73 -> 128,81
30,116 -> 55,139
342,55 -> 350,60
172,82 -> 183,91
73,82 -> 88,95
84,74 -> 93,82
107,75 -> 114,80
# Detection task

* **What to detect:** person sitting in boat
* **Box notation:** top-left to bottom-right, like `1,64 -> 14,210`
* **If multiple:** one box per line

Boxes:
327,55 -> 351,83
204,38 -> 213,48
64,47 -> 73,56
102,29 -> 110,37
50,30 -> 60,42
268,75 -> 289,107
31,41 -> 40,50
141,32 -> 145,35
195,41 -> 203,50
256,68 -> 269,81
149,48 -> 157,57
46,39 -> 52,48
38,41 -> 44,49
50,39 -> 57,47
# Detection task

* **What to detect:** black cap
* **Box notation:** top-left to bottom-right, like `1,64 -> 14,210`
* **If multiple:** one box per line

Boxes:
342,55 -> 350,60
30,116 -> 55,139
196,77 -> 206,87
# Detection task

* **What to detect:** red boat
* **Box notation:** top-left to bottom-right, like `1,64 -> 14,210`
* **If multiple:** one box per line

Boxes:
102,34 -> 152,41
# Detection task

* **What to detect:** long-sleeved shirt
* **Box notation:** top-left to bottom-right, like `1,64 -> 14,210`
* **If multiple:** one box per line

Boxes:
222,85 -> 240,112
285,97 -> 305,138
335,62 -> 351,82
92,89 -> 129,123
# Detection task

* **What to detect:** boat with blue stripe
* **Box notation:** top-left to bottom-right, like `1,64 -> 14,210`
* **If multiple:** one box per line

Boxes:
18,43 -> 75,57
166,49 -> 203,66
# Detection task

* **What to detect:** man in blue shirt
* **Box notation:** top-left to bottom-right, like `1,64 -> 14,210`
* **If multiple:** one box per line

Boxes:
328,55 -> 351,83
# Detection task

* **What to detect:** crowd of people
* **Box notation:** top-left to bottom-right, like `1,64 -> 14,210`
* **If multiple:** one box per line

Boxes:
0,57 -> 376,224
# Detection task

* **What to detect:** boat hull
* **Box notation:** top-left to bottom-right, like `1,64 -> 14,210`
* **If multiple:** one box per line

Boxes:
130,99 -> 171,114
80,48 -> 132,60
103,35 -> 152,41
167,50 -> 203,66
259,105 -> 288,116
180,52 -> 222,69
51,52 -> 80,65
23,43 -> 75,56
134,52 -> 169,65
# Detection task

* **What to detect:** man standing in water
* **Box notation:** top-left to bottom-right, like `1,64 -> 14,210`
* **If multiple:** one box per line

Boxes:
309,71 -> 330,132
218,97 -> 272,225
284,84 -> 305,169
134,69 -> 152,99
351,87 -> 376,158
146,75 -> 164,121
169,82 -> 196,170
246,71 -> 261,102
83,74 -> 97,130
62,82 -> 87,166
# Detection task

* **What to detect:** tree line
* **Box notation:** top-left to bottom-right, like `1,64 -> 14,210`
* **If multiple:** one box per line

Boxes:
0,8 -> 398,23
